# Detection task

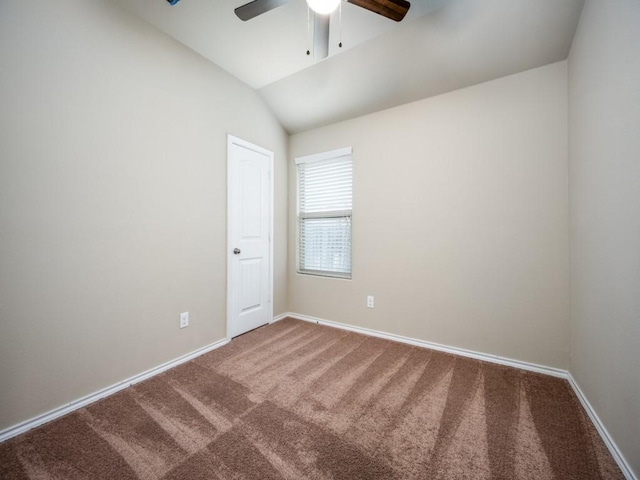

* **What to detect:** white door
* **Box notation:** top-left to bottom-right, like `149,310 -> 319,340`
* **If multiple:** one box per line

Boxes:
227,135 -> 273,338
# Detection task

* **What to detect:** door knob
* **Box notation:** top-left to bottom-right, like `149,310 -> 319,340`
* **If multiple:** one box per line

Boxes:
233,248 -> 241,255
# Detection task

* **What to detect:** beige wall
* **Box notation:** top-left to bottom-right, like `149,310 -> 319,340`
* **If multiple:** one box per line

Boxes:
0,0 -> 288,430
289,62 -> 570,369
568,0 -> 640,476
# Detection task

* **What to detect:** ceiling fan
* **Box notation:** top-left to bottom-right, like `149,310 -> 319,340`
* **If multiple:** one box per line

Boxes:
234,0 -> 411,59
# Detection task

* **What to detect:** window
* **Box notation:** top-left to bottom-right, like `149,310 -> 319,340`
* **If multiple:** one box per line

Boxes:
296,147 -> 352,279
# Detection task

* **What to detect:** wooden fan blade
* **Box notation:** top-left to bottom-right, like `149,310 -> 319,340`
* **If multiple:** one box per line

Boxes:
234,0 -> 291,21
346,0 -> 410,22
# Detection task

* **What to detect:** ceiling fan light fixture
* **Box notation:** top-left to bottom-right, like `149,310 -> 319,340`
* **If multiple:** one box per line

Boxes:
306,0 -> 341,15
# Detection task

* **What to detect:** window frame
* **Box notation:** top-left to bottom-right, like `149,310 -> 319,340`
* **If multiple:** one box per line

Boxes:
295,147 -> 353,280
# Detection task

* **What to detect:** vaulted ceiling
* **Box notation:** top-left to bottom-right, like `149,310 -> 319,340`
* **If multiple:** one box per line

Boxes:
113,0 -> 585,133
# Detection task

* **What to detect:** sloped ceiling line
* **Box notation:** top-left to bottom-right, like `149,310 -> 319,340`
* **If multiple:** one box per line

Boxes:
113,0 -> 585,133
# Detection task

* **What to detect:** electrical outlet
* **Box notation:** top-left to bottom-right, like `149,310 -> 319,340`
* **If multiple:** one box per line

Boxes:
180,312 -> 189,329
367,296 -> 374,308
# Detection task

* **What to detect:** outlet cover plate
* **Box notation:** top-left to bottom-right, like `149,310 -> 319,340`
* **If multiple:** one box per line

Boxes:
180,312 -> 189,328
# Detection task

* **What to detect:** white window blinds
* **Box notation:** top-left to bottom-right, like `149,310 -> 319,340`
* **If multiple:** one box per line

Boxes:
296,147 -> 352,279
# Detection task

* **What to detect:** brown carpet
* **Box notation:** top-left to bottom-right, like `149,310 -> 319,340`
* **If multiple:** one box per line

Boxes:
0,318 -> 624,479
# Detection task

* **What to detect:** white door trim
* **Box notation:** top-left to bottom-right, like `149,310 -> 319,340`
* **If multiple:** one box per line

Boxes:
226,134 -> 274,340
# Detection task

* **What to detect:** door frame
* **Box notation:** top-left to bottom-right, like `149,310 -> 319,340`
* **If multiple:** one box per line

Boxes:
226,134 -> 274,340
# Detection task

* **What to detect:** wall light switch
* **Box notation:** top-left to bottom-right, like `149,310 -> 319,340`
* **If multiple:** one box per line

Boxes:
180,312 -> 189,328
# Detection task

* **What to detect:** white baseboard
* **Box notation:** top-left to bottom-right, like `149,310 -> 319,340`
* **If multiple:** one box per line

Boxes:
271,312 -> 288,323
286,312 -> 567,378
0,337 -> 229,444
567,374 -> 637,480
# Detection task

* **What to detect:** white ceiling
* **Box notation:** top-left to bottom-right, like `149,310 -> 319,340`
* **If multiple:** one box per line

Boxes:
113,0 -> 585,133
